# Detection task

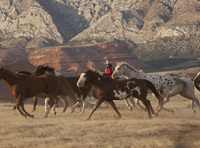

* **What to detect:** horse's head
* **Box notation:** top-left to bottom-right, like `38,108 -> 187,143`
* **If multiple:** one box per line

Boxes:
32,66 -> 47,76
77,68 -> 101,87
77,72 -> 88,87
112,63 -> 126,79
33,66 -> 61,76
112,62 -> 139,79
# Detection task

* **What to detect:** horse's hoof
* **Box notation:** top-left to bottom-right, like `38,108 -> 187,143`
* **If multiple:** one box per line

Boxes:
30,115 -> 34,119
44,115 -> 48,118
148,116 -> 152,119
54,112 -> 57,115
129,107 -> 133,111
71,109 -> 75,113
113,115 -> 121,120
193,110 -> 196,114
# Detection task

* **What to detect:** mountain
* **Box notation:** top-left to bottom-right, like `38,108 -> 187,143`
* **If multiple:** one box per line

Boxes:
0,0 -> 200,70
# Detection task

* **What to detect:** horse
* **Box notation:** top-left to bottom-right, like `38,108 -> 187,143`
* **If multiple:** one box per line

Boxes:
0,67 -> 77,118
77,68 -> 163,120
37,66 -> 142,114
194,72 -> 200,91
112,62 -> 200,112
15,67 -> 78,113
32,65 -> 98,115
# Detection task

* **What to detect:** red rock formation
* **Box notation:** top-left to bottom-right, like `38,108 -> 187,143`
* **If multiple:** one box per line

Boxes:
28,41 -> 153,73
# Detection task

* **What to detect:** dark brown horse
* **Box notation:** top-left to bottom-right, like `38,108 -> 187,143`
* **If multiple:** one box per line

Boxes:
0,67 -> 77,118
33,66 -> 98,114
77,68 -> 163,120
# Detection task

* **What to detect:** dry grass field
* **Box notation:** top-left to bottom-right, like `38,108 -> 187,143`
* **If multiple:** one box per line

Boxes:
1,90 -> 200,148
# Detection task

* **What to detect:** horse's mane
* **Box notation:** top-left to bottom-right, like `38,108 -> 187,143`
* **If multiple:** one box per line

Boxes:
37,65 -> 55,71
117,62 -> 139,73
84,68 -> 103,75
16,71 -> 32,76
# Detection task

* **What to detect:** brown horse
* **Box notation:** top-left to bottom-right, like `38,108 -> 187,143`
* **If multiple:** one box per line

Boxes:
33,66 -> 98,114
0,67 -> 77,118
15,68 -> 77,113
77,68 -> 162,120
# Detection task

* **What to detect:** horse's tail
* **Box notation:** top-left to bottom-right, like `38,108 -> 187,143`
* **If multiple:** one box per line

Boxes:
142,79 -> 163,107
193,72 -> 200,91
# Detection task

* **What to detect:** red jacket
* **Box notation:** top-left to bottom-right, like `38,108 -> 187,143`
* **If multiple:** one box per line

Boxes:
105,66 -> 114,77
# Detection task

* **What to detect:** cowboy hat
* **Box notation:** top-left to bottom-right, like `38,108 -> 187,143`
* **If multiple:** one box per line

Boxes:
104,60 -> 112,65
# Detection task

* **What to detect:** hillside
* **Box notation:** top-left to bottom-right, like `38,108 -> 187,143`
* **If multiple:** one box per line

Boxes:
0,0 -> 200,70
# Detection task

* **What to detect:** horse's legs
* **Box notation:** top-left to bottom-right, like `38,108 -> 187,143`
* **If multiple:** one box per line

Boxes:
107,100 -> 122,119
125,98 -> 132,110
71,101 -> 81,113
87,98 -> 104,120
20,102 -> 34,118
158,89 -> 174,113
13,105 -> 16,110
32,96 -> 38,112
44,98 -> 50,118
69,93 -> 81,113
59,95 -> 68,112
81,99 -> 86,115
16,98 -> 26,117
140,99 -> 152,119
52,103 -> 57,115
184,95 -> 200,113
51,96 -> 59,115
135,98 -> 146,111
148,101 -> 158,116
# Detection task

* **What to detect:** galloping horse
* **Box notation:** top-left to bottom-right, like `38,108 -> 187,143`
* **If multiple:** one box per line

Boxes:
16,66 -> 78,113
112,62 -> 200,112
38,66 -> 144,114
77,68 -> 162,119
0,67 -> 77,118
32,66 -> 98,114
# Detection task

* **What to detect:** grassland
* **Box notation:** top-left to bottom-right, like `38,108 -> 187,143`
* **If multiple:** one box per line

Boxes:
1,90 -> 200,148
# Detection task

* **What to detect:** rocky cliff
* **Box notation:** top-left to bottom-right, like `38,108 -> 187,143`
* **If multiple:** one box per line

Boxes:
28,41 -> 152,72
0,0 -> 200,70
1,0 -> 200,48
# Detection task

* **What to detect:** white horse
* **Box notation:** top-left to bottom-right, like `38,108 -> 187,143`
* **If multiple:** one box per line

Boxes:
112,62 -> 200,112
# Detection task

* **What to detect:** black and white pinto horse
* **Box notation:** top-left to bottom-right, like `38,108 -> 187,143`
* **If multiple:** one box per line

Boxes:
77,68 -> 162,119
112,62 -> 200,112
40,66 -> 143,114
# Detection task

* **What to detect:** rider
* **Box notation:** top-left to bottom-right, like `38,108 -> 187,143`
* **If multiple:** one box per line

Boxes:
103,60 -> 114,77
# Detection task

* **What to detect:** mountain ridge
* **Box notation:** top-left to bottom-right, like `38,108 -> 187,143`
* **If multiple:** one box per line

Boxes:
0,0 -> 200,70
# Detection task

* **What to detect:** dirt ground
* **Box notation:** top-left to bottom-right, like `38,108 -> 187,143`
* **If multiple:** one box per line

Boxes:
1,90 -> 200,148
